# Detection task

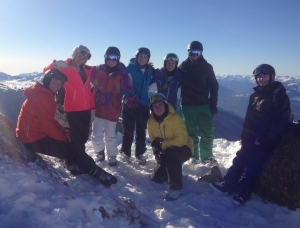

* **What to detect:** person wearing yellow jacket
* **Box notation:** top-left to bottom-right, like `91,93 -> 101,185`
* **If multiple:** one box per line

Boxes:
147,93 -> 193,201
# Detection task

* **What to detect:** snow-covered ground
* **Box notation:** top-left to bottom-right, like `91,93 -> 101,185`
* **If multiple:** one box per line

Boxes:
0,132 -> 299,227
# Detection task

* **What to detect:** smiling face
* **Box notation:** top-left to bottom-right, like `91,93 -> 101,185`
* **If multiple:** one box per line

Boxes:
73,53 -> 87,66
137,53 -> 148,65
256,74 -> 270,87
165,60 -> 176,72
106,59 -> 117,67
48,78 -> 63,94
152,101 -> 166,116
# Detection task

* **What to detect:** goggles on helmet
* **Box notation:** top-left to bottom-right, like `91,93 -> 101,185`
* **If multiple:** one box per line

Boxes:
188,50 -> 202,57
78,50 -> 91,60
149,93 -> 167,105
253,65 -> 272,76
104,54 -> 119,61
164,53 -> 179,62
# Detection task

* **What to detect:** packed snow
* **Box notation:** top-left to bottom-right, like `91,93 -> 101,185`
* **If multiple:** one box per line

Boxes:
0,132 -> 299,227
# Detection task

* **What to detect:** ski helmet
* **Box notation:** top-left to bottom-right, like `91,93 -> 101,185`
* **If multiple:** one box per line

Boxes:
187,41 -> 203,51
72,45 -> 91,60
253,64 -> 276,84
163,53 -> 179,69
104,46 -> 120,56
42,69 -> 68,89
135,47 -> 151,62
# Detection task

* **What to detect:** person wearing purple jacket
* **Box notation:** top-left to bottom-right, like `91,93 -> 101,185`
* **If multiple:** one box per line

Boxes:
150,53 -> 182,112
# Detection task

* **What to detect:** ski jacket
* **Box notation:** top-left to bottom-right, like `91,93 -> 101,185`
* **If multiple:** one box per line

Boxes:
90,62 -> 139,122
125,63 -> 153,105
43,58 -> 94,112
16,82 -> 67,143
150,67 -> 182,109
147,104 -> 194,153
178,57 -> 219,106
241,81 -> 291,148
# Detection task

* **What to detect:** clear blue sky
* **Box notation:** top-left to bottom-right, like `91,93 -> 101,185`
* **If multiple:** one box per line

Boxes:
1,0 -> 300,76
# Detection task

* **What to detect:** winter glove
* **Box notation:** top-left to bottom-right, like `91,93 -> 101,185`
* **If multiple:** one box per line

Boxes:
54,60 -> 68,69
151,139 -> 162,151
210,106 -> 218,116
126,95 -> 142,109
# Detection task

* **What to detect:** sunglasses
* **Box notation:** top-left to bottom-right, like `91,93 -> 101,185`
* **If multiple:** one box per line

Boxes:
253,66 -> 271,76
78,50 -> 91,60
150,93 -> 166,105
164,53 -> 179,61
105,54 -> 119,61
188,50 -> 202,57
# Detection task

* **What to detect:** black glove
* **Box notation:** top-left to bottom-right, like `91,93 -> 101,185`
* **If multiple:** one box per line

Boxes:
151,139 -> 162,151
210,106 -> 218,116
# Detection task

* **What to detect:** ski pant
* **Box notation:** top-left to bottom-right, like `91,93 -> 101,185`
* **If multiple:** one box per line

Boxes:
182,104 -> 214,160
151,146 -> 192,190
91,117 -> 118,158
120,104 -> 149,157
66,110 -> 99,174
24,136 -> 77,169
224,141 -> 272,198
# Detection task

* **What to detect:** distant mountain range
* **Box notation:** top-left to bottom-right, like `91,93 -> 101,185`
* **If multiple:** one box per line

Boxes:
1,72 -> 299,141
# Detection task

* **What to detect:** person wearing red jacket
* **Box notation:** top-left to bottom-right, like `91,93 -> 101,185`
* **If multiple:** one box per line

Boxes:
16,69 -> 117,186
43,45 -> 96,178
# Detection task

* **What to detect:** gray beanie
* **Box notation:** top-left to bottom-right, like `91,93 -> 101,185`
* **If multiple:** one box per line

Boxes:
72,45 -> 91,58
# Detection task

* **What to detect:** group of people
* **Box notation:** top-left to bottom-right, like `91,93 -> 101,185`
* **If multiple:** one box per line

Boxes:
15,40 -> 292,203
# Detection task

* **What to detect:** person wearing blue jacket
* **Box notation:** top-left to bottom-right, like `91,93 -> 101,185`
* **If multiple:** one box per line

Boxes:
119,47 -> 155,165
150,53 -> 182,113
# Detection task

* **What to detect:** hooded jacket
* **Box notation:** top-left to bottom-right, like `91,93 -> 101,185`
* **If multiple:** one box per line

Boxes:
147,103 -> 193,153
90,62 -> 139,122
241,81 -> 291,148
43,58 -> 94,112
179,57 -> 219,106
16,82 -> 67,143
150,67 -> 182,109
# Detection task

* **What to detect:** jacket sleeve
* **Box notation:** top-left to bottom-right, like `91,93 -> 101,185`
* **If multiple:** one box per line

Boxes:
43,61 -> 56,73
147,119 -> 156,153
207,65 -> 219,106
36,96 -> 67,142
257,89 -> 291,144
161,115 -> 188,150
121,68 -> 140,108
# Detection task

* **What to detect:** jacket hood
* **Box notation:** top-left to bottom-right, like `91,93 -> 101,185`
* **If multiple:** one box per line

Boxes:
24,81 -> 53,99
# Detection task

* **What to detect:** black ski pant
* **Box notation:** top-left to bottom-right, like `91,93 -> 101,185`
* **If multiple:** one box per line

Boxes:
24,136 -> 77,168
224,141 -> 272,198
120,104 -> 149,157
66,110 -> 99,174
151,146 -> 192,190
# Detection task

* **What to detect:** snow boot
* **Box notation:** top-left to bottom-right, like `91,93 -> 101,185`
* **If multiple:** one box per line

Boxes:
165,189 -> 182,201
96,149 -> 105,162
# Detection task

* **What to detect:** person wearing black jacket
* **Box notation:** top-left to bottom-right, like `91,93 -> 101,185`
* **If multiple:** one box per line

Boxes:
209,64 -> 292,205
178,41 -> 219,165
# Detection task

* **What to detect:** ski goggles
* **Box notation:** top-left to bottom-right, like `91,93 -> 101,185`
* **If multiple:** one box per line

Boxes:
104,54 -> 119,61
253,65 -> 272,76
164,53 -> 179,61
188,50 -> 202,57
78,50 -> 91,60
149,93 -> 166,105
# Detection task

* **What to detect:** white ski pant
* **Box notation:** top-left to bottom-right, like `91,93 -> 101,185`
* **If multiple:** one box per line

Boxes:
91,117 -> 118,158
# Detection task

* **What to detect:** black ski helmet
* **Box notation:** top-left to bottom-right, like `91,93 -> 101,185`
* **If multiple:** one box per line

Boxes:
42,69 -> 67,89
104,46 -> 120,56
135,47 -> 151,63
187,41 -> 203,51
253,64 -> 276,84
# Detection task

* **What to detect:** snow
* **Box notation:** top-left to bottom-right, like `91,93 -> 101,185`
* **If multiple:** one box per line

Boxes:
0,132 -> 299,227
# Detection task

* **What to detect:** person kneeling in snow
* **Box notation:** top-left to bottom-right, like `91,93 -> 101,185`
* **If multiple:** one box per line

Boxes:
209,64 -> 292,205
15,69 -> 117,186
147,93 -> 193,201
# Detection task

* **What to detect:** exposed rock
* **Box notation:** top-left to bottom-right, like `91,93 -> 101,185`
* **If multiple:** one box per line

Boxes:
253,123 -> 300,210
